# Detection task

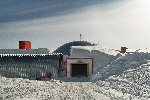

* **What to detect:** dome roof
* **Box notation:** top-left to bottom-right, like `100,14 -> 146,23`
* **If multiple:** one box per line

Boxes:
53,41 -> 96,56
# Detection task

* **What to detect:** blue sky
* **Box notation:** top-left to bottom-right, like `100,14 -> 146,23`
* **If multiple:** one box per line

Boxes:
0,0 -> 150,51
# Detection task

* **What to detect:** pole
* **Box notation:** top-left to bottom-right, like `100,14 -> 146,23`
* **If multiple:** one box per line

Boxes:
80,34 -> 82,41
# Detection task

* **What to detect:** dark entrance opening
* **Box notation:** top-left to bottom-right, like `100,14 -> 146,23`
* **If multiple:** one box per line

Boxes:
72,64 -> 87,77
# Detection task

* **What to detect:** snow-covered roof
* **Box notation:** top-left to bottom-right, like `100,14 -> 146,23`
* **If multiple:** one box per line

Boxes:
71,46 -> 119,56
0,53 -> 62,57
127,48 -> 150,53
0,48 -> 49,54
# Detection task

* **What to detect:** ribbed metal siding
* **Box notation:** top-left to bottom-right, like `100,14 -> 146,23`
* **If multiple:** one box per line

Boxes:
0,55 -> 62,79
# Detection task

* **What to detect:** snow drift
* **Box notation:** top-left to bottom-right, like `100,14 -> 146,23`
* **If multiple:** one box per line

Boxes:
70,46 -> 120,77
71,46 -> 150,99
91,52 -> 150,81
94,53 -> 150,99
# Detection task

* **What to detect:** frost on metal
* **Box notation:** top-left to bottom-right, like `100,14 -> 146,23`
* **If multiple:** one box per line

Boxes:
0,53 -> 63,79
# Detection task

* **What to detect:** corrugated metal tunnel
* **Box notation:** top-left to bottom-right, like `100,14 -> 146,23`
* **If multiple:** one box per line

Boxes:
0,54 -> 63,79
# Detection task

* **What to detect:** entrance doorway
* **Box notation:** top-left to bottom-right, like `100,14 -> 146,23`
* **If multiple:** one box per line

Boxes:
70,63 -> 89,77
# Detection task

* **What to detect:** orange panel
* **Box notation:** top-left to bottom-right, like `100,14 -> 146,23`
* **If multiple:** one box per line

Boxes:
19,41 -> 31,49
25,41 -> 31,49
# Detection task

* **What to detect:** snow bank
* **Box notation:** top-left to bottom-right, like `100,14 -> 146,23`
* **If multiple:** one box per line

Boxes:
91,52 -> 150,81
70,46 -> 150,99
0,76 -> 110,100
70,46 -> 120,75
94,60 -> 150,99
88,51 -> 150,99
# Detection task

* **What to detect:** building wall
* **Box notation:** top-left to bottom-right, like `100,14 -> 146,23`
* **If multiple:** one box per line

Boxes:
66,58 -> 93,77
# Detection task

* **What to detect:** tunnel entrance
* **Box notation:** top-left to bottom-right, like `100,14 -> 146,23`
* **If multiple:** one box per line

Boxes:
71,63 -> 89,77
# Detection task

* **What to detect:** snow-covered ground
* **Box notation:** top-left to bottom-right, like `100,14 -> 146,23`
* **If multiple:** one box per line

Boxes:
94,61 -> 150,100
0,46 -> 150,100
0,77 -> 110,100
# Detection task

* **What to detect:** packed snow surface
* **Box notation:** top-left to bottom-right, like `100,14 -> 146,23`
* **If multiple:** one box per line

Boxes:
1,46 -> 150,100
0,77 -> 110,100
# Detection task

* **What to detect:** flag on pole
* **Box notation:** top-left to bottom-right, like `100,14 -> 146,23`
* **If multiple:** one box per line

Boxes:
80,34 -> 82,41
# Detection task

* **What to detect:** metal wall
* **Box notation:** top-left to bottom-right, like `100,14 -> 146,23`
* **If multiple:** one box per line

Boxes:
0,54 -> 63,79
